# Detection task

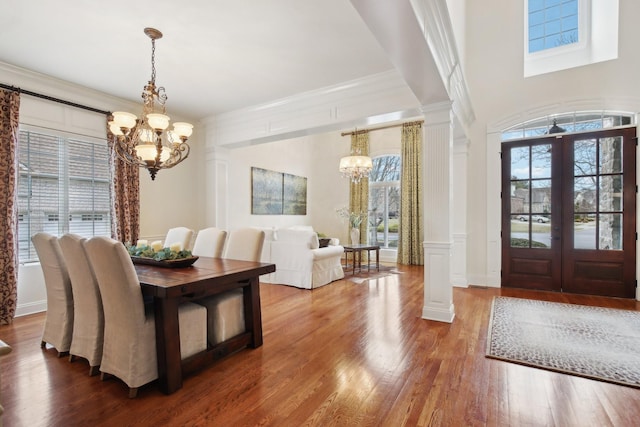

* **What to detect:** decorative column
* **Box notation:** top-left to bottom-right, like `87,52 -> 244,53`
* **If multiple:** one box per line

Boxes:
452,136 -> 469,287
421,101 -> 455,323
204,142 -> 230,230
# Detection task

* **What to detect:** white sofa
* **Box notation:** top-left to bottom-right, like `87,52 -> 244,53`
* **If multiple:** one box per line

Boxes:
259,226 -> 344,289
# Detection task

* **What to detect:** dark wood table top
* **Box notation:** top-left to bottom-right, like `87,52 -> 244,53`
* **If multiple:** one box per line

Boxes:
135,257 -> 276,298
342,244 -> 381,250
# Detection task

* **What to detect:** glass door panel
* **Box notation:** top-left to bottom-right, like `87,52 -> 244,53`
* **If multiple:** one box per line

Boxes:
572,135 -> 624,251
508,144 -> 552,249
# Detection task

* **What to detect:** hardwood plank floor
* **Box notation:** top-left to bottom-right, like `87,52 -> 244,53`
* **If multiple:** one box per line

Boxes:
1,264 -> 639,426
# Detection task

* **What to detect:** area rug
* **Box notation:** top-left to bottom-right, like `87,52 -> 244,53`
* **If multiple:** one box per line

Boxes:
343,265 -> 401,284
486,296 -> 640,388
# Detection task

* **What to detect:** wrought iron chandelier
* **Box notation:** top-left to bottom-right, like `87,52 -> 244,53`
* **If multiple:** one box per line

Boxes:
109,28 -> 193,180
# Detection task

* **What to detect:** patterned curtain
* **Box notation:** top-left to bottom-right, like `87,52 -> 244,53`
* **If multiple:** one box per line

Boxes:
349,130 -> 369,244
397,122 -> 424,265
0,89 -> 20,324
107,122 -> 140,245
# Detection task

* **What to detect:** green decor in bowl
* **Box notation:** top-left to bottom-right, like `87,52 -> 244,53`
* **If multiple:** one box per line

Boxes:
126,243 -> 198,268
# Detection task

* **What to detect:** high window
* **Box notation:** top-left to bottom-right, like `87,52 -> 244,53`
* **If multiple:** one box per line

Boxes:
528,0 -> 579,53
524,0 -> 618,77
17,127 -> 111,262
368,155 -> 400,249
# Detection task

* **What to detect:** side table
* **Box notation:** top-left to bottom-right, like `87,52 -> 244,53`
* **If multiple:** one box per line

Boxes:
342,244 -> 380,275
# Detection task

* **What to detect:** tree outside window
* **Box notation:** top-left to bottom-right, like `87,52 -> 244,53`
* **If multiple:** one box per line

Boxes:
368,155 -> 400,248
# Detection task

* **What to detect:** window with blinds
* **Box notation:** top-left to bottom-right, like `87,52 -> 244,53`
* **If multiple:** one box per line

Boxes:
17,128 -> 111,262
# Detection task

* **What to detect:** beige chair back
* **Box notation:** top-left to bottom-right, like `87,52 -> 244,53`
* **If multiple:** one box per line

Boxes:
59,233 -> 104,373
224,228 -> 266,262
83,236 -> 156,390
83,237 -> 147,330
31,232 -> 74,354
164,227 -> 194,251
83,236 -> 207,396
192,227 -> 227,258
197,227 -> 264,346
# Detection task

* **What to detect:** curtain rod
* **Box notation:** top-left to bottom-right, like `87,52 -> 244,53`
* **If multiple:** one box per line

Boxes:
340,120 -> 424,136
0,83 -> 111,116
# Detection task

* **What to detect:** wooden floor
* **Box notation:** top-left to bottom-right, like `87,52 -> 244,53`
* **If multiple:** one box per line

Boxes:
1,264 -> 640,426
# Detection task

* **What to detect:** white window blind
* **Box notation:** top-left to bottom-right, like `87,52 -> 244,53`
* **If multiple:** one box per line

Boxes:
17,128 -> 111,262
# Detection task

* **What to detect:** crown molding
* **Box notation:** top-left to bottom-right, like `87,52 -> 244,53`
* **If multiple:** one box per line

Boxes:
0,61 -> 139,114
409,0 -> 475,132
206,70 -> 421,147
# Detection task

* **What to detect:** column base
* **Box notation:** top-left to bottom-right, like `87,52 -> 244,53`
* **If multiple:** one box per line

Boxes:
422,241 -> 455,323
422,303 -> 455,323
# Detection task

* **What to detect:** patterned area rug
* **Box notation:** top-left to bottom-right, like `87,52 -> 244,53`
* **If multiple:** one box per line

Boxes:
343,265 -> 401,284
486,296 -> 640,388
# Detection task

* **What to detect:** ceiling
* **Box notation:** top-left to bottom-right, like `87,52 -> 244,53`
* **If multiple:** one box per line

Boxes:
0,0 -> 396,120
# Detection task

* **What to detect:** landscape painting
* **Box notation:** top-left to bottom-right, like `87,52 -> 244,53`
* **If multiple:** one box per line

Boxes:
251,167 -> 307,215
251,167 -> 283,215
283,173 -> 307,215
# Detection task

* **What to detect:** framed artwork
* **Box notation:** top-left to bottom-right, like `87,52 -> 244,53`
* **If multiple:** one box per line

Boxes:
283,173 -> 307,215
251,167 -> 283,215
251,167 -> 307,215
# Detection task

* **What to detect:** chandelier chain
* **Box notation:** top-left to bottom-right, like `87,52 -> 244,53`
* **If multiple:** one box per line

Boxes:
150,38 -> 156,84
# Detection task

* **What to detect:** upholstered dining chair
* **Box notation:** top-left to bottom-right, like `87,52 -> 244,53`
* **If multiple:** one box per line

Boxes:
163,226 -> 194,251
58,233 -> 104,376
197,228 -> 266,346
83,236 -> 207,398
31,232 -> 74,356
191,227 -> 227,258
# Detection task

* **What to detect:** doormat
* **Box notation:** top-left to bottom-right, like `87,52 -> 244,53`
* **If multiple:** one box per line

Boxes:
486,296 -> 640,388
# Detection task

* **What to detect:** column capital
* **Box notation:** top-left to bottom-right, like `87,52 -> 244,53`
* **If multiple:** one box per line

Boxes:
205,144 -> 231,162
420,101 -> 453,126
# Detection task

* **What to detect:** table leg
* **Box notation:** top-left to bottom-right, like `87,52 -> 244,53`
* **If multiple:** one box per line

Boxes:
352,250 -> 356,275
376,247 -> 380,271
154,297 -> 182,394
243,277 -> 263,348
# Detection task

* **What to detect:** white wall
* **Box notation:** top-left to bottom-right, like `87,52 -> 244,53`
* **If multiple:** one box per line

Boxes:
222,126 -> 403,246
137,131 -> 205,242
463,0 -> 640,286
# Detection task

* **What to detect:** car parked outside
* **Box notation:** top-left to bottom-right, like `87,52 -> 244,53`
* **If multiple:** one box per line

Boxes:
517,215 -> 550,223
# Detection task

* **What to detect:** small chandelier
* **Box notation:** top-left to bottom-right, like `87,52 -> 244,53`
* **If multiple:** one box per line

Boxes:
109,28 -> 193,180
339,129 -> 372,183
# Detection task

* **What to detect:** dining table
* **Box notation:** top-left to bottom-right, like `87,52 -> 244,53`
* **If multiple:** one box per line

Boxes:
134,256 -> 276,395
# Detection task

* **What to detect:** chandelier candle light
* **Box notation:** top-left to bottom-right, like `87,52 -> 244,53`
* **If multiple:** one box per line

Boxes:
109,27 -> 193,180
339,129 -> 372,183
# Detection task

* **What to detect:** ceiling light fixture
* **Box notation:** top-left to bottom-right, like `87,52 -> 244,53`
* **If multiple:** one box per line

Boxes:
547,118 -> 566,134
339,129 -> 373,183
109,27 -> 193,180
